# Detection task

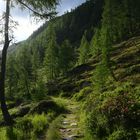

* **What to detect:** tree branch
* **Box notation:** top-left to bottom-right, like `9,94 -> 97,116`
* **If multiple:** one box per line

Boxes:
17,0 -> 57,19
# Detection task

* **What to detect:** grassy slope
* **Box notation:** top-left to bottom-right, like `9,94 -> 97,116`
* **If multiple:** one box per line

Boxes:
44,36 -> 140,139
48,36 -> 140,97
0,36 -> 139,139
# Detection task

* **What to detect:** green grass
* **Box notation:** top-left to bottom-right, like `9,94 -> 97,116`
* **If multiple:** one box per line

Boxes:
46,115 -> 63,140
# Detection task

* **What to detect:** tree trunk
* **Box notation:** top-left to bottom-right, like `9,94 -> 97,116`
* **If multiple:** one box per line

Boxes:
0,0 -> 14,125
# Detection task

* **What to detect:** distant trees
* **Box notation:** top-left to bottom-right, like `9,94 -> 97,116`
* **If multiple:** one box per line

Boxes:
6,27 -> 75,102
44,27 -> 74,81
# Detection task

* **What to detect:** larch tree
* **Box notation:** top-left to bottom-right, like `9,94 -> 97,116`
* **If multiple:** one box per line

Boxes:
78,31 -> 90,65
44,28 -> 59,81
0,0 -> 59,125
99,0 -> 117,81
90,28 -> 101,58
59,40 -> 74,75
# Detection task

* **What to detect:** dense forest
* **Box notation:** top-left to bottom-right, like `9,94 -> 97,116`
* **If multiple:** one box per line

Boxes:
0,0 -> 140,139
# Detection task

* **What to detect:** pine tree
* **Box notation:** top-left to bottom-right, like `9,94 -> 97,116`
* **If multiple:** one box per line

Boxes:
0,0 -> 59,125
90,28 -> 101,57
17,46 -> 33,100
59,40 -> 74,75
6,54 -> 18,100
44,28 -> 59,81
78,31 -> 90,65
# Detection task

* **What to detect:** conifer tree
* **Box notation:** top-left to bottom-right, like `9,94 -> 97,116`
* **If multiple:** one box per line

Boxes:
59,40 -> 74,75
6,54 -> 18,100
44,28 -> 59,81
78,31 -> 90,65
90,28 -> 101,57
0,0 -> 59,125
99,0 -> 118,81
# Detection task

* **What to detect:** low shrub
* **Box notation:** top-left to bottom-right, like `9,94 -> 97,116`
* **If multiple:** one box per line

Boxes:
84,83 -> 140,139
73,87 -> 92,101
31,80 -> 47,101
31,113 -> 48,136
46,116 -> 62,140
108,128 -> 137,140
0,128 -> 6,140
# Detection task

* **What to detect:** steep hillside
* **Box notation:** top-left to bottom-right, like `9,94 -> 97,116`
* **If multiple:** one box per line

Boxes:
0,36 -> 139,139
28,0 -> 103,46
46,36 -> 140,96
0,0 -> 139,139
47,36 -> 140,139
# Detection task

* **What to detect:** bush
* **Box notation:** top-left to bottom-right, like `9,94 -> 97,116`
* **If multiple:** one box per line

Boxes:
6,127 -> 24,140
12,116 -> 33,139
31,113 -> 48,135
0,128 -> 6,140
101,93 -> 140,129
9,114 -> 48,139
46,116 -> 62,140
84,83 -> 140,139
108,129 -> 137,140
31,80 -> 47,101
29,99 -> 66,115
86,111 -> 109,139
73,87 -> 92,101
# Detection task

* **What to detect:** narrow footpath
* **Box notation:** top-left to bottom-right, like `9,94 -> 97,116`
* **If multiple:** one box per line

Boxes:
59,100 -> 84,140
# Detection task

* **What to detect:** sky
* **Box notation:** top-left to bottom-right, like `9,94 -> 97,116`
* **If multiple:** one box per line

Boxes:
0,0 -> 86,44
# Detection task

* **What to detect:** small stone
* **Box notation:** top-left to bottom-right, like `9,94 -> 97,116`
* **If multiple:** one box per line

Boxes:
70,123 -> 77,127
63,121 -> 69,125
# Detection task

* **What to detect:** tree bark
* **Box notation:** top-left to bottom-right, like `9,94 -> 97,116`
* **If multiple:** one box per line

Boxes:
0,0 -> 14,125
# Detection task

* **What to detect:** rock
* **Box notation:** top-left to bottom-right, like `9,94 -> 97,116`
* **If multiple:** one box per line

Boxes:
29,100 -> 64,114
80,81 -> 91,89
60,128 -> 71,133
70,123 -> 77,127
12,105 -> 31,118
63,121 -> 69,125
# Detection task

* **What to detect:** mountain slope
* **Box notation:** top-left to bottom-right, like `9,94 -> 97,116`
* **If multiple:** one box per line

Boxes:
28,0 -> 103,46
46,36 -> 140,96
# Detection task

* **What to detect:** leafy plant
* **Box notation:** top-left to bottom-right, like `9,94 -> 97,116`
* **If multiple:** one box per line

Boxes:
31,113 -> 48,135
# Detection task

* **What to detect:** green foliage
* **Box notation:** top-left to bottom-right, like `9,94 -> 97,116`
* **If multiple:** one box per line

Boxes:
44,28 -> 59,81
90,28 -> 101,57
4,114 -> 49,140
6,54 -> 19,100
5,0 -> 104,102
108,128 -> 137,140
101,93 -> 140,129
78,31 -> 90,65
31,79 -> 47,101
73,87 -> 92,101
6,126 -> 25,140
46,116 -> 62,140
31,113 -> 48,136
93,62 -> 110,92
59,40 -> 74,74
84,83 -> 140,139
0,128 -> 6,140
